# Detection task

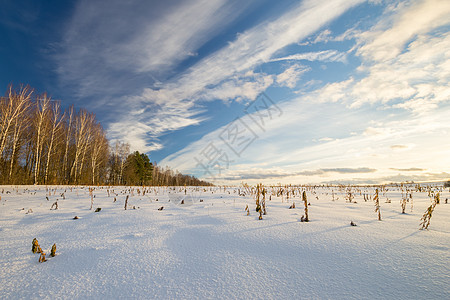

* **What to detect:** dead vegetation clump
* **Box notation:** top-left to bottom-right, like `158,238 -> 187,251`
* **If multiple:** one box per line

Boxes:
420,193 -> 439,230
32,238 -> 56,263
374,189 -> 381,221
300,191 -> 309,222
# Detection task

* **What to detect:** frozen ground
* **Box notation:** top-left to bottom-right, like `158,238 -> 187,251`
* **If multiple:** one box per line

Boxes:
0,185 -> 449,299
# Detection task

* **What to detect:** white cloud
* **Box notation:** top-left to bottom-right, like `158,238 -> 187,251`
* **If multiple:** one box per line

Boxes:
363,127 -> 389,136
112,0 -> 364,151
56,0 -> 253,152
156,0 -> 450,184
161,0 -> 450,183
271,50 -> 347,63
215,166 -> 377,181
312,29 -> 332,43
108,121 -> 163,153
119,0 -> 241,73
294,0 -> 450,111
357,0 -> 450,62
390,167 -> 424,171
199,71 -> 274,103
299,24 -> 361,46
156,0 -> 363,96
276,64 -> 310,88
161,93 -> 450,184
303,78 -> 354,103
59,0 -> 245,80
106,89 -> 207,152
351,33 -> 450,109
350,1 -> 450,109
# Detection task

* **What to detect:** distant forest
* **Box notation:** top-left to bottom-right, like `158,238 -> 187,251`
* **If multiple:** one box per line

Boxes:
0,84 -> 212,186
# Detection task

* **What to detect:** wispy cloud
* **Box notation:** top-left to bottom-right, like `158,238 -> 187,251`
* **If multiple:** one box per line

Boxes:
298,25 -> 360,46
271,50 -> 347,63
120,0 -> 240,73
55,0 -> 252,151
321,167 -> 376,174
161,0 -> 450,184
52,0 -> 450,184
357,0 -> 450,62
113,0 -> 364,151
276,64 -> 310,89
55,0 -> 364,152
198,71 -> 274,103
216,167 -> 376,181
58,0 -> 246,88
351,32 -> 450,109
294,0 -> 450,112
390,168 -> 425,172
137,0 -> 364,103
325,172 -> 450,185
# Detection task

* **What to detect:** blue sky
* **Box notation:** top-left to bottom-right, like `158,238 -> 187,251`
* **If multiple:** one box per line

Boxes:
1,0 -> 450,185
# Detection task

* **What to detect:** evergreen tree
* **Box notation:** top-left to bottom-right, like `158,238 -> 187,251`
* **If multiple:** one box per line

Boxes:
123,151 -> 153,186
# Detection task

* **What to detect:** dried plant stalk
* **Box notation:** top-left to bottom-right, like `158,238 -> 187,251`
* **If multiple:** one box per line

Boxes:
420,195 -> 438,230
374,189 -> 381,221
301,191 -> 309,222
50,244 -> 56,257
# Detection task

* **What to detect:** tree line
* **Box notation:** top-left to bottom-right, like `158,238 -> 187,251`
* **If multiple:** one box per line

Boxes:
0,84 -> 212,186
109,146 -> 212,186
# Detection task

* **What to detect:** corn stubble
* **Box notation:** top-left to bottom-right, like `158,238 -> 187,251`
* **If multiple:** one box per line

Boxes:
32,238 -> 56,263
300,191 -> 309,222
420,193 -> 439,230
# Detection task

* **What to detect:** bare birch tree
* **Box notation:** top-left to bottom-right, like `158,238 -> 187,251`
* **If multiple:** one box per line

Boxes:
70,109 -> 96,184
0,85 -> 33,162
5,86 -> 33,182
77,112 -> 95,183
62,105 -> 74,183
33,93 -> 51,185
0,83 -> 209,186
90,123 -> 108,185
44,101 -> 65,184
70,109 -> 88,183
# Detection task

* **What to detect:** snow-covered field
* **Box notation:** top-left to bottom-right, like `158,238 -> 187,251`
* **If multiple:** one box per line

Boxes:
1,185 -> 449,299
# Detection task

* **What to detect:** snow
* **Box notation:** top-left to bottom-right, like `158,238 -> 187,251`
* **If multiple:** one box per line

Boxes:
1,185 -> 449,299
